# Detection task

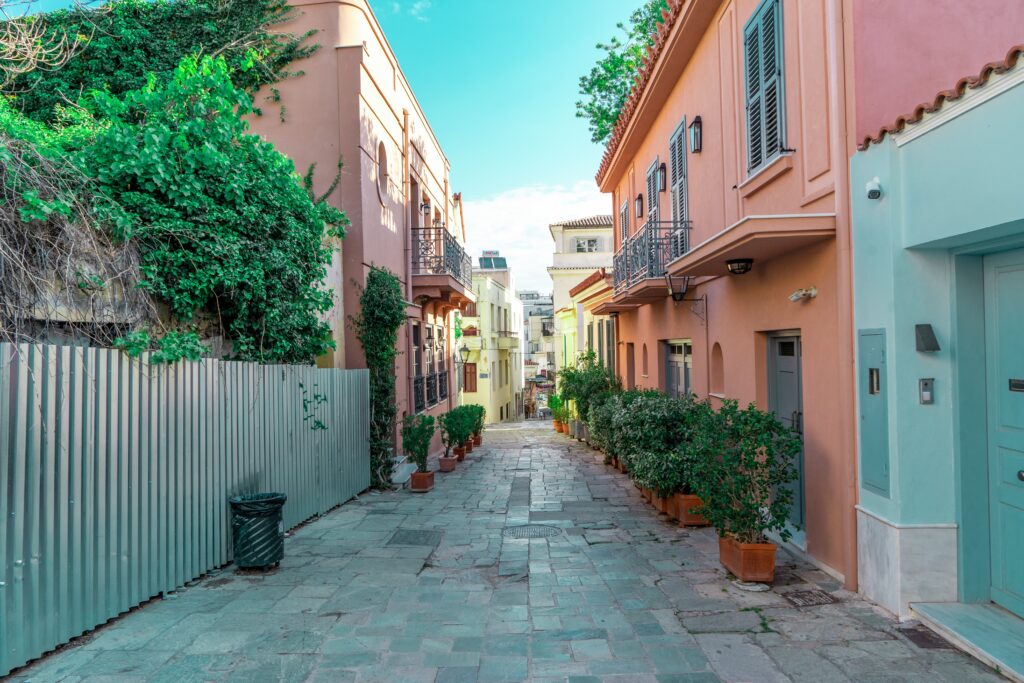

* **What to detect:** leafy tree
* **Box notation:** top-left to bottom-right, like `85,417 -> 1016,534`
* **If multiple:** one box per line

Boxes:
576,0 -> 669,145
9,0 -> 315,120
59,54 -> 347,363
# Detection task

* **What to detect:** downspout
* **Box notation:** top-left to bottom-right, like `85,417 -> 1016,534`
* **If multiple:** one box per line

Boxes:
827,0 -> 859,591
403,108 -> 414,415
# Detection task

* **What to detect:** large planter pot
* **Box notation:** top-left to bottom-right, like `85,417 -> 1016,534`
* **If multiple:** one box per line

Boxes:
438,456 -> 457,473
652,495 -> 670,514
718,535 -> 777,583
410,471 -> 434,493
672,493 -> 710,527
464,440 -> 474,454
560,422 -> 569,434
568,420 -> 577,438
454,446 -> 466,462
473,434 -> 482,446
553,420 -> 562,432
640,487 -> 652,502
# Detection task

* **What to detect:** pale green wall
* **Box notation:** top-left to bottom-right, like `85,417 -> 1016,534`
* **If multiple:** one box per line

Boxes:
851,75 -> 1024,531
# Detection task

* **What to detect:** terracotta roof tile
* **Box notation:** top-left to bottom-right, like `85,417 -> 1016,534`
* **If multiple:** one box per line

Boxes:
858,44 -> 1024,150
569,269 -> 608,297
595,0 -> 685,186
554,215 -> 614,228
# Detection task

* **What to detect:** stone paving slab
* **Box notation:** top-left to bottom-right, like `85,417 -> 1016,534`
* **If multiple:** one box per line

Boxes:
10,421 -> 1005,682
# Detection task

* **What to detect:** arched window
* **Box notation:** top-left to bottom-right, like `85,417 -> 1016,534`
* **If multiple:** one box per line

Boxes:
710,342 -> 724,394
376,142 -> 388,200
641,343 -> 648,376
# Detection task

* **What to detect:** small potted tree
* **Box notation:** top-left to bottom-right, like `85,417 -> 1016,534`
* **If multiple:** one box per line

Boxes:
470,404 -> 485,446
548,395 -> 563,432
692,400 -> 801,583
441,408 -> 473,462
402,414 -> 436,492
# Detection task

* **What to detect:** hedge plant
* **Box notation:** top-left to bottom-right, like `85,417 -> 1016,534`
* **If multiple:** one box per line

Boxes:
439,406 -> 473,456
558,351 -> 620,423
401,413 -> 435,474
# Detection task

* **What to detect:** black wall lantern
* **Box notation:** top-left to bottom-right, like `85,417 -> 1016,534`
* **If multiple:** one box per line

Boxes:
635,193 -> 644,218
689,116 -> 703,153
459,343 -> 471,363
658,162 -> 667,192
726,258 -> 753,275
665,272 -> 691,302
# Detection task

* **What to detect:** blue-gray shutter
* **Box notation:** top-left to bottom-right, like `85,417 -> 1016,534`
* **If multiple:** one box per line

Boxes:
744,0 -> 784,172
645,160 -> 659,223
669,120 -> 688,259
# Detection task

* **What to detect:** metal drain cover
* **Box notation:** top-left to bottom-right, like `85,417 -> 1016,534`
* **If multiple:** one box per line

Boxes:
388,529 -> 443,547
503,524 -> 561,539
781,589 -> 838,607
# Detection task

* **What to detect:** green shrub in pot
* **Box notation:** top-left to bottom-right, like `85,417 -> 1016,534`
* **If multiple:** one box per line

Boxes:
690,400 -> 802,544
467,404 -> 486,437
439,407 -> 473,457
401,413 -> 435,473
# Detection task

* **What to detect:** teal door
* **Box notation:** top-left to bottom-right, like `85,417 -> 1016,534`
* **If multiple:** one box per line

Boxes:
985,249 -> 1024,618
769,336 -> 804,528
858,330 -> 890,497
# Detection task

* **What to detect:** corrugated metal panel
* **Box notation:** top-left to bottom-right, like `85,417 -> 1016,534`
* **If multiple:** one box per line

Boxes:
0,343 -> 370,675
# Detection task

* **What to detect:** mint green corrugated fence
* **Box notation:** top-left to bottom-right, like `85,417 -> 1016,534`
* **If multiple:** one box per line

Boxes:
0,343 -> 370,675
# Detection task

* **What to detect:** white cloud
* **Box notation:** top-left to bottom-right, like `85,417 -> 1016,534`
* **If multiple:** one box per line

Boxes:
393,0 -> 430,21
462,181 -> 610,293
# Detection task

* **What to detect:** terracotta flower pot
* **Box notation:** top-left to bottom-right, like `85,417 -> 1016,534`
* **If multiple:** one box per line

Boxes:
454,445 -> 466,462
640,487 -> 652,502
438,456 -> 457,473
673,493 -> 710,527
653,495 -> 669,514
560,422 -> 569,434
553,420 -> 562,431
464,440 -> 474,453
473,434 -> 482,446
410,470 -> 434,493
718,535 -> 777,583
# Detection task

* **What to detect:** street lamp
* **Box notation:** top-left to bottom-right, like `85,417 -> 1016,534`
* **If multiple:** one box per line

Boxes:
459,343 -> 470,364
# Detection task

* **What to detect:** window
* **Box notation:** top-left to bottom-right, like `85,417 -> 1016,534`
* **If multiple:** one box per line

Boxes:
464,363 -> 477,392
575,237 -> 600,253
412,324 -> 422,377
605,319 -> 615,370
465,302 -> 477,316
597,320 -> 604,362
587,323 -> 594,352
668,119 -> 689,258
645,160 -> 660,224
376,142 -> 388,200
642,343 -> 649,376
619,201 -> 629,241
744,0 -> 785,172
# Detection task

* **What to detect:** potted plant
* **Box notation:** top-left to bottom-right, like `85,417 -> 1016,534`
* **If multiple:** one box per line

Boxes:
549,395 -> 564,431
402,414 -> 436,492
692,400 -> 802,583
441,407 -> 473,463
469,404 -> 485,445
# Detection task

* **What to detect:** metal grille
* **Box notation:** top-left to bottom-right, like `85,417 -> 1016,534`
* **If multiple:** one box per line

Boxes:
613,219 -> 692,295
781,590 -> 838,607
388,529 -> 443,547
502,525 -> 561,539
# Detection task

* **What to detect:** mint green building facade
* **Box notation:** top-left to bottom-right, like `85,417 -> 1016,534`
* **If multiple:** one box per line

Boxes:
851,60 -> 1024,672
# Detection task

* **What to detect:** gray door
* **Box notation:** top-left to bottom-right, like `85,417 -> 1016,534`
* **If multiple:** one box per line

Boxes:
666,341 -> 692,398
769,336 -> 804,528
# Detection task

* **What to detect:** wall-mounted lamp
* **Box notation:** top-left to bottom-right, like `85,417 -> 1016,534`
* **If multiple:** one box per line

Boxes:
635,193 -> 644,218
665,272 -> 690,302
915,324 -> 940,352
459,343 -> 470,364
658,163 -> 667,192
726,258 -> 753,275
788,287 -> 818,302
689,116 -> 703,153
419,201 -> 432,215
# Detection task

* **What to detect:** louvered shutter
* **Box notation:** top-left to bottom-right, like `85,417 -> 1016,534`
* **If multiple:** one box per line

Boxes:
619,202 -> 629,241
646,161 -> 659,223
669,121 -> 688,258
744,0 -> 784,172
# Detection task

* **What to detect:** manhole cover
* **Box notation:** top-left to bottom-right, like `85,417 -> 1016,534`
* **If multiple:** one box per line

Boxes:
781,589 -> 838,607
502,524 -> 561,539
900,624 -> 955,650
388,529 -> 443,547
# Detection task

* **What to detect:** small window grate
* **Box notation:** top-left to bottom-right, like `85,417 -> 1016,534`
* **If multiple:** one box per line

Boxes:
502,525 -> 561,539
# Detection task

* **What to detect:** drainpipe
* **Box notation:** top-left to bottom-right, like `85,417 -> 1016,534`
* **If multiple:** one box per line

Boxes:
827,0 -> 859,592
403,108 -> 414,414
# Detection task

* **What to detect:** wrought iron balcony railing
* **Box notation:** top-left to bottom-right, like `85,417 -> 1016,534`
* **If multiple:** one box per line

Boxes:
412,226 -> 473,289
613,219 -> 692,295
413,370 -> 449,413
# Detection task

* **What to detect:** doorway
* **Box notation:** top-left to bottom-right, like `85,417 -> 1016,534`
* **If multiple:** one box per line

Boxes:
985,248 -> 1024,618
769,335 -> 804,529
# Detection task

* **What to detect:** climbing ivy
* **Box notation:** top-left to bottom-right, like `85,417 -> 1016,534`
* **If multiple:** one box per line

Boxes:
9,0 -> 316,121
351,267 -> 407,488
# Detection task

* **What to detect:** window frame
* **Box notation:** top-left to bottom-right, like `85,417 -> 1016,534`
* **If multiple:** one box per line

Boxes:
743,0 -> 786,175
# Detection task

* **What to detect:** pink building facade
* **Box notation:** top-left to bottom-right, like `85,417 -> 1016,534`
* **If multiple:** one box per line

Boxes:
250,0 -> 474,453
596,0 -> 1023,592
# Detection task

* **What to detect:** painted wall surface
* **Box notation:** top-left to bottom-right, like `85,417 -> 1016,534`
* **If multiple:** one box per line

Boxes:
599,0 -> 858,584
852,72 -> 1024,525
851,0 -> 1024,146
462,275 -> 523,423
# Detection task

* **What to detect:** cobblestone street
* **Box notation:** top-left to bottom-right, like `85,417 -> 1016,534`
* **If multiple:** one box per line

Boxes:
14,421 -> 1002,683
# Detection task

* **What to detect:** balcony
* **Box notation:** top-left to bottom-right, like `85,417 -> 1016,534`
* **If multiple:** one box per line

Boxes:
496,331 -> 520,350
612,219 -> 692,301
412,226 -> 475,308
412,370 -> 449,413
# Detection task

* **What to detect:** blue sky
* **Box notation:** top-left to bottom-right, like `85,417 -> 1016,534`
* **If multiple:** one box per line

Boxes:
375,0 -> 637,289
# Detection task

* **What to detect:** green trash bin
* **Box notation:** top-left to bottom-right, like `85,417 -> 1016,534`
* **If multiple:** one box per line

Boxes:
229,492 -> 287,568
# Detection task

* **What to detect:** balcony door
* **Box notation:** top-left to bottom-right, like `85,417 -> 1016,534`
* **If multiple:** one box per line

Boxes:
665,340 -> 692,398
769,335 -> 804,529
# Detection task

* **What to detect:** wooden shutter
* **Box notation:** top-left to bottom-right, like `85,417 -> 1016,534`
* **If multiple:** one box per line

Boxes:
619,202 -> 629,241
744,0 -> 784,172
669,121 -> 689,258
645,160 -> 659,223
464,363 -> 477,392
